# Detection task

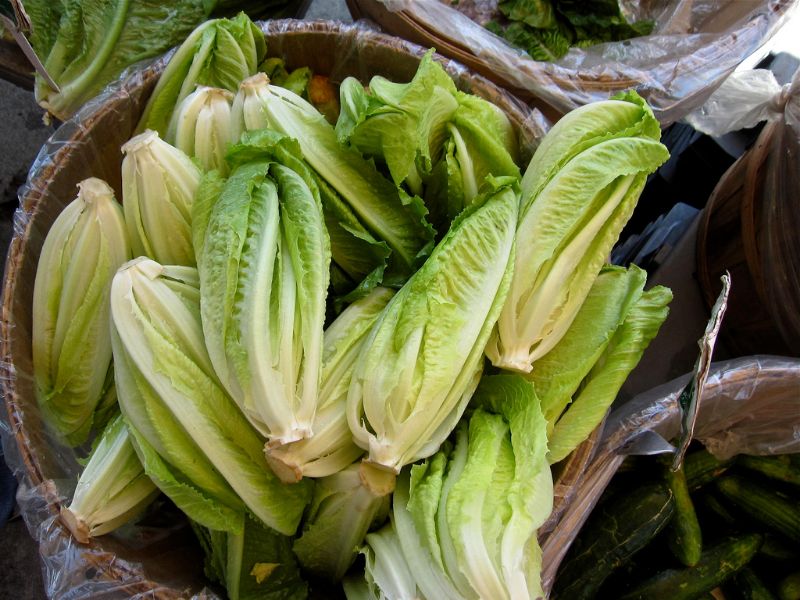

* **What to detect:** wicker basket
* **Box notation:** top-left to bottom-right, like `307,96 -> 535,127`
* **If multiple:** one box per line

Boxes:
346,0 -> 797,126
696,118 -> 799,357
0,19 -> 596,598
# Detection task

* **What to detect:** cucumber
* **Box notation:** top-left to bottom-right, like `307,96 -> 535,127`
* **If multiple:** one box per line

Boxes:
760,534 -> 800,562
685,449 -> 735,491
733,567 -> 777,600
618,533 -> 763,600
717,475 -> 800,543
553,482 -> 674,600
738,455 -> 800,488
778,572 -> 800,600
665,462 -> 702,566
699,491 -> 738,527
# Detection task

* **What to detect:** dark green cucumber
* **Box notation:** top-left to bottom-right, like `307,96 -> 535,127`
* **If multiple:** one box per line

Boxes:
618,533 -> 763,600
760,534 -> 800,562
553,482 -> 674,600
779,572 -> 800,600
664,462 -> 702,566
733,567 -> 777,600
717,475 -> 800,543
684,449 -> 735,491
738,455 -> 800,487
699,491 -> 738,526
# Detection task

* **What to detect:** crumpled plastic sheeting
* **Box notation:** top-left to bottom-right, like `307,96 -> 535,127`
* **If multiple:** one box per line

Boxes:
540,355 -> 800,594
370,0 -> 798,126
0,19 -> 546,599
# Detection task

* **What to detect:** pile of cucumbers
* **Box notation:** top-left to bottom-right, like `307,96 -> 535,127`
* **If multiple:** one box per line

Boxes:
553,445 -> 800,600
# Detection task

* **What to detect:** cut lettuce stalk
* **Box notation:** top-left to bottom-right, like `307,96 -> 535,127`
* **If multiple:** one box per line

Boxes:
121,130 -> 201,267
32,177 -> 131,446
195,155 -> 330,448
266,287 -> 394,482
110,258 -> 311,535
231,73 -> 434,276
486,92 -> 669,373
167,86 -> 236,175
293,462 -> 393,581
61,414 -> 159,543
346,177 -> 518,474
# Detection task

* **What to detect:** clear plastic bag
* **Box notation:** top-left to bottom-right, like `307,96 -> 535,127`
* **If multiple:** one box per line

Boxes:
540,355 -> 800,595
355,0 -> 798,125
0,19 -> 546,598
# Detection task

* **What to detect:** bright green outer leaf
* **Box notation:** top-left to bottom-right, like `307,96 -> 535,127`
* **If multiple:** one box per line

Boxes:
346,177 -> 519,472
445,410 -> 511,599
266,287 -> 394,480
62,414 -> 158,540
487,134 -> 669,372
110,258 -> 311,535
519,92 -> 661,214
436,423 -> 477,596
168,86 -> 235,176
35,0 -> 210,119
471,374 -> 552,599
359,524 -> 420,600
192,169 -> 227,262
197,155 -> 330,446
394,465 -> 465,600
227,129 -> 391,295
526,264 -> 648,430
293,463 -> 391,581
221,514 -> 308,600
336,50 -> 458,185
121,130 -> 201,267
32,178 -> 131,446
423,137 -> 465,233
435,93 -> 520,225
138,13 -> 266,137
548,284 -> 672,463
231,74 -> 434,275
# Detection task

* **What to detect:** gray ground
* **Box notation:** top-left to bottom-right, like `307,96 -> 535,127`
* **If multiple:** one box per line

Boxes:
0,2 -> 351,599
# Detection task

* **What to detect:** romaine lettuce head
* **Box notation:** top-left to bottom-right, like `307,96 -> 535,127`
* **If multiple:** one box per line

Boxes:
353,374 -> 552,599
231,74 -> 434,277
138,13 -> 266,137
195,154 -> 330,449
33,0 -> 210,120
346,177 -> 519,473
121,130 -> 201,267
336,51 -> 521,234
487,92 -> 669,373
224,129 -> 391,300
167,86 -> 236,175
336,50 -> 458,191
61,414 -> 158,543
32,178 -> 131,446
293,462 -> 392,581
110,258 -> 311,535
266,287 -> 394,482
